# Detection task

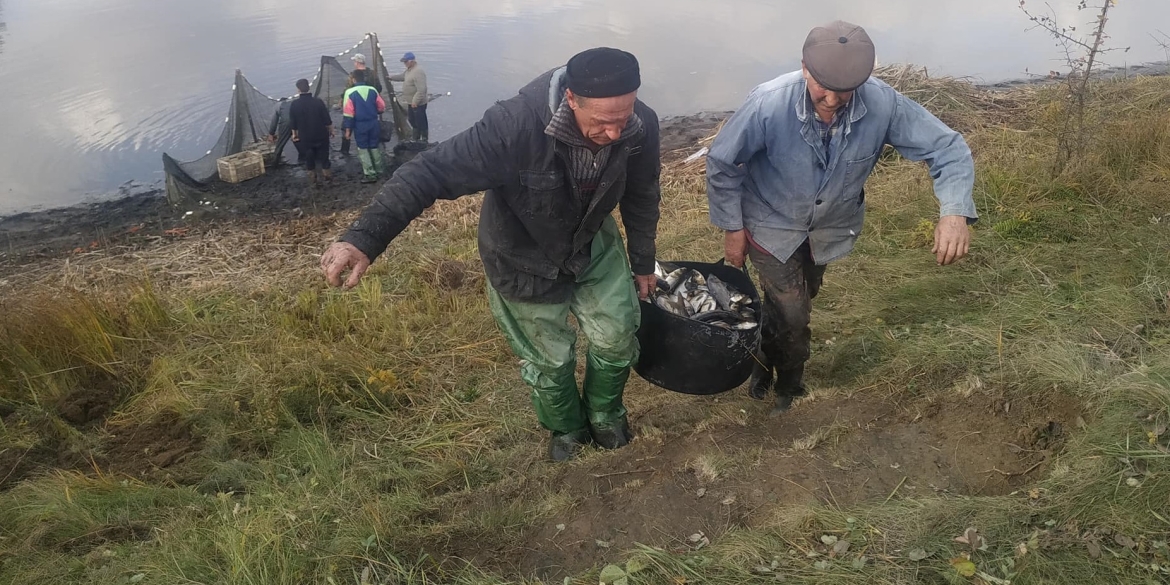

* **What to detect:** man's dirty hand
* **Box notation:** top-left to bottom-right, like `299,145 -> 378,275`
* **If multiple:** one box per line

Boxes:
933,215 -> 971,266
321,242 -> 372,289
724,230 -> 748,268
634,274 -> 656,301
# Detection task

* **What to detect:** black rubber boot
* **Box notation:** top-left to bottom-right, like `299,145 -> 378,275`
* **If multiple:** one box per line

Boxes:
770,366 -> 807,416
747,362 -> 773,401
589,416 -> 632,450
548,429 -> 592,462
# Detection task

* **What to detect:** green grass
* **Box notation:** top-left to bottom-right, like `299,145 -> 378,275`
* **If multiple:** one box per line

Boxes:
2,76 -> 1170,584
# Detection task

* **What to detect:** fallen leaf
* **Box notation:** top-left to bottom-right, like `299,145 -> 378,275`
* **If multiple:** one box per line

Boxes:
852,556 -> 867,569
686,533 -> 710,549
599,564 -> 627,585
1114,533 -> 1136,549
908,549 -> 932,561
626,556 -> 648,575
1016,543 -> 1029,558
1126,477 -> 1141,487
832,540 -> 851,556
751,565 -> 773,575
595,539 -> 612,549
556,524 -> 566,531
955,527 -> 986,552
129,575 -> 146,584
721,495 -> 737,506
950,558 -> 977,577
813,560 -> 831,570
360,566 -> 371,585
696,488 -> 706,498
1028,488 -> 1041,500
1087,539 -> 1102,559
820,534 -> 838,546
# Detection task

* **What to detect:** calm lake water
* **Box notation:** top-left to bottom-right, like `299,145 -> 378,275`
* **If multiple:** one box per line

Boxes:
0,0 -> 1168,214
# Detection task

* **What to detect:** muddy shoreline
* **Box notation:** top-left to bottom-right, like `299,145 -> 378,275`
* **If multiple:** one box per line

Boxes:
3,61 -> 1166,265
0,114 -> 730,265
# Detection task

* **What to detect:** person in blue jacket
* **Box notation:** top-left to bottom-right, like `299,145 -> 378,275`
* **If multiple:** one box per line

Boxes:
343,69 -> 387,183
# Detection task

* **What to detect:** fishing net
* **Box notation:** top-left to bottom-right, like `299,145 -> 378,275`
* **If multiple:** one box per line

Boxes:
163,33 -> 411,204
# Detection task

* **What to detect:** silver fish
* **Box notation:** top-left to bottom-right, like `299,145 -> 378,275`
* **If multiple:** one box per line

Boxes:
706,274 -> 734,311
655,294 -> 688,316
664,268 -> 688,293
691,271 -> 707,288
691,292 -> 718,315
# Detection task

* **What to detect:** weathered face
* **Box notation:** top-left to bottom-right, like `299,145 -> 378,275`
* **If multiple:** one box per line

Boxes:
566,90 -> 637,146
802,65 -> 854,118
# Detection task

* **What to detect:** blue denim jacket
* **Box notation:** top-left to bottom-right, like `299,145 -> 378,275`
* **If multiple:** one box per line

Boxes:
706,71 -> 977,264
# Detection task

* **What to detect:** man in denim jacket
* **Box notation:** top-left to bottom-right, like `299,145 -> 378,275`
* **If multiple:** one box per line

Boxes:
706,21 -> 977,414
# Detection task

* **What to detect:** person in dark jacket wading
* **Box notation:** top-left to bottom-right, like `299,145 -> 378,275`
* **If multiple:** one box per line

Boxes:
320,48 -> 662,462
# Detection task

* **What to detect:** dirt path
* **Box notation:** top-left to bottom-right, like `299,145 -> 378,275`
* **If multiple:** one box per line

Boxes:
447,384 -> 1082,580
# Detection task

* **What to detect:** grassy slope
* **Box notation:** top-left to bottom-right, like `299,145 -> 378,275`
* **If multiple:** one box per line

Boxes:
1,76 -> 1169,585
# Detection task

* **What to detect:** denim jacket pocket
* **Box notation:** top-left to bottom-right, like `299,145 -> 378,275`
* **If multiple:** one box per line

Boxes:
843,152 -> 878,201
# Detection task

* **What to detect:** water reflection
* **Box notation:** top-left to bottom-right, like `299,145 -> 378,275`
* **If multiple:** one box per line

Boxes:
0,0 -> 1168,214
0,1 -> 7,55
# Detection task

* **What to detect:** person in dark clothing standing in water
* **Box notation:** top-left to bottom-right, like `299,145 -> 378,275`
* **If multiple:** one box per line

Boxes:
389,52 -> 428,142
288,78 -> 335,186
320,48 -> 661,462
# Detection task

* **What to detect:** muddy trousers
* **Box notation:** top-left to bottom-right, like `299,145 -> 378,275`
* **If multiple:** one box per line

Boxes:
487,216 -> 641,435
357,148 -> 385,180
351,124 -> 384,180
748,241 -> 827,397
408,104 -> 429,141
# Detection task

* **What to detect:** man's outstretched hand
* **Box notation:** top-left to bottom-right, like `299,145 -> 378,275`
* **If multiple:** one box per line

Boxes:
933,215 -> 971,266
321,242 -> 372,289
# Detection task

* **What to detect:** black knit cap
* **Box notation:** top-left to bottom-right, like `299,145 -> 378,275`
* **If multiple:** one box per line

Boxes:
566,47 -> 641,98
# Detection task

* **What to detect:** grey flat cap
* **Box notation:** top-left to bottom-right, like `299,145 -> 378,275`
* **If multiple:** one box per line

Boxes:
802,20 -> 875,92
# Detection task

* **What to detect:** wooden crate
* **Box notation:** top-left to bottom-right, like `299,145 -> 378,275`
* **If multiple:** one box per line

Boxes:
217,150 -> 266,184
244,140 -> 278,167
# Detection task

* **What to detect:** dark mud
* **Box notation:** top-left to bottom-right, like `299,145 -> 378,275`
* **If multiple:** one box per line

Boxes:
0,114 -> 728,266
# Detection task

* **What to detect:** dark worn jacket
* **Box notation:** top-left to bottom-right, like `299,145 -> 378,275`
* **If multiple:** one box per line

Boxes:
339,67 -> 662,303
288,93 -> 332,144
